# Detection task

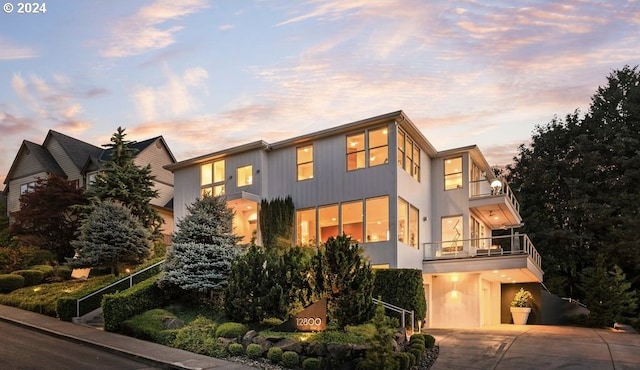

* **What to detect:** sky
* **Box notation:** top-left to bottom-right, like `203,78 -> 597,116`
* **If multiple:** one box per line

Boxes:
1,0 -> 639,185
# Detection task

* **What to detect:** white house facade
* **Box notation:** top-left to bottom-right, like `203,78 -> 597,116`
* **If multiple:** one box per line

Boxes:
167,111 -> 543,328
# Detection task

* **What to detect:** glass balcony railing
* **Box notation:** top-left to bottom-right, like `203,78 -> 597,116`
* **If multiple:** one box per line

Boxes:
469,178 -> 520,213
422,234 -> 541,270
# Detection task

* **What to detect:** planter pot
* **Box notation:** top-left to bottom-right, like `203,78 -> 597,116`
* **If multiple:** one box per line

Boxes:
510,307 -> 531,325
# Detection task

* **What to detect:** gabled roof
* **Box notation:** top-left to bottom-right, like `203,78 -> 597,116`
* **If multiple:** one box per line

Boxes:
3,140 -> 66,185
99,136 -> 177,164
44,131 -> 103,170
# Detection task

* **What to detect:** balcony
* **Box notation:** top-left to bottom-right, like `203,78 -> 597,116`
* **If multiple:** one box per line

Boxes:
422,234 -> 543,283
469,178 -> 521,229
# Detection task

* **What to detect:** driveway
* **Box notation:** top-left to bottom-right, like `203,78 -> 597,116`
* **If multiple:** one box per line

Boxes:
427,324 -> 640,370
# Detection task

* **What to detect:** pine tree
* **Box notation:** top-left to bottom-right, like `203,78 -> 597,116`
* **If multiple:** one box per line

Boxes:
259,196 -> 294,249
358,301 -> 400,370
313,234 -> 375,329
578,256 -> 638,327
159,195 -> 241,301
69,201 -> 152,276
88,127 -> 162,234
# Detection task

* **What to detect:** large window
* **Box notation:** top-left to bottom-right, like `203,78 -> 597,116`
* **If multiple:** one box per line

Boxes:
341,200 -> 363,243
201,160 -> 225,196
296,208 -> 316,246
444,157 -> 463,190
442,215 -> 463,253
297,145 -> 314,181
346,126 -> 388,171
319,204 -> 339,243
366,196 -> 389,242
397,128 -> 420,181
398,197 -> 419,248
237,165 -> 253,187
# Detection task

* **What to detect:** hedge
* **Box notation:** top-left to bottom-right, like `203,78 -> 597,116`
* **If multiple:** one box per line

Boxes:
11,269 -> 45,287
0,274 -> 25,293
102,276 -> 167,332
373,269 -> 426,327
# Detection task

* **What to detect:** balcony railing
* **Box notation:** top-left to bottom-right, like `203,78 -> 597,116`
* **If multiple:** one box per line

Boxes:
469,178 -> 520,213
422,234 -> 541,270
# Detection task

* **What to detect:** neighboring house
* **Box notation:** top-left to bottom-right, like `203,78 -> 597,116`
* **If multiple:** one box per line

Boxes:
166,110 -> 544,328
3,130 -> 176,241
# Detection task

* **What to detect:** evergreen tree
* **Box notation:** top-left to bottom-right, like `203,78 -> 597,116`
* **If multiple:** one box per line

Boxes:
0,196 -> 11,246
578,256 -> 638,327
10,174 -> 88,262
159,195 -> 241,301
88,127 -> 162,234
313,235 -> 375,329
358,301 -> 400,370
69,201 -> 152,276
259,196 -> 294,249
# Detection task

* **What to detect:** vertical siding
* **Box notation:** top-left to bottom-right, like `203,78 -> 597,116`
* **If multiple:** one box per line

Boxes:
430,153 -> 471,241
46,138 -> 81,181
173,165 -> 200,226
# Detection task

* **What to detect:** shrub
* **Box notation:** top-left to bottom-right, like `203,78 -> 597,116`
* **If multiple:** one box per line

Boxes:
408,347 -> 422,362
393,352 -> 411,370
228,343 -> 244,356
373,269 -> 426,328
28,265 -> 54,279
424,334 -> 436,349
174,324 -> 215,354
410,342 -> 425,352
102,276 -> 167,332
55,296 -> 77,321
281,351 -> 299,368
11,269 -> 45,286
0,274 -> 24,292
215,322 -> 248,338
120,308 -> 179,345
302,357 -> 322,370
55,266 -> 72,280
267,347 -> 283,363
406,352 -> 416,367
245,343 -> 263,359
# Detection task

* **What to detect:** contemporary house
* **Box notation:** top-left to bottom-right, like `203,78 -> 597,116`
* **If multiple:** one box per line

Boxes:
166,111 -> 544,328
3,130 -> 176,240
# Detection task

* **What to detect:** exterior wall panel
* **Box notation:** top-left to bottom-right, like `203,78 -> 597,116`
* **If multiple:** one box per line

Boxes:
46,138 -> 81,182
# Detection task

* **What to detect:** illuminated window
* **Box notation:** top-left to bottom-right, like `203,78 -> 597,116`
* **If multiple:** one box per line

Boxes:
319,204 -> 339,243
368,127 -> 388,167
341,200 -> 363,242
237,165 -> 253,187
297,145 -> 314,181
442,215 -> 463,253
201,160 -> 225,196
397,128 -> 420,181
296,208 -> 316,246
365,196 -> 389,242
444,157 -> 463,190
398,198 -> 419,248
409,205 -> 419,248
346,133 -> 366,171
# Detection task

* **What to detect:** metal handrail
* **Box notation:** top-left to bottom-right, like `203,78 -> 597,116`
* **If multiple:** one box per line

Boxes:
75,259 -> 165,318
372,298 -> 415,333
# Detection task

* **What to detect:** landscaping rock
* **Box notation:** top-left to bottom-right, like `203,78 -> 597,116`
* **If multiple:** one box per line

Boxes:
251,335 -> 273,353
161,317 -> 185,330
242,330 -> 258,347
272,337 -> 302,353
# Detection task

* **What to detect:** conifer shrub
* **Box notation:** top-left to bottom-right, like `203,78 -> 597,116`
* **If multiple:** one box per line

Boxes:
393,352 -> 411,370
228,342 -> 244,356
0,274 -> 24,292
11,269 -> 44,286
409,347 -> 423,363
28,265 -> 54,279
424,334 -> 436,349
245,343 -> 263,359
302,357 -> 322,370
281,351 -> 299,368
406,351 -> 416,367
267,347 -> 283,363
373,269 -> 426,328
215,322 -> 248,338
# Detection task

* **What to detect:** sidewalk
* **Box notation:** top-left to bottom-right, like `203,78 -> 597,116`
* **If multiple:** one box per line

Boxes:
0,304 -> 255,370
428,324 -> 640,370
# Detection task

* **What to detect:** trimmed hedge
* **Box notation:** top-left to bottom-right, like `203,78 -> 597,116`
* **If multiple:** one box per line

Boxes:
102,276 -> 167,332
267,347 -> 283,363
282,351 -> 299,368
302,357 -> 321,370
11,269 -> 45,287
28,265 -> 54,279
0,274 -> 25,292
373,269 -> 426,327
228,343 -> 244,356
246,343 -> 263,359
56,296 -> 77,321
215,322 -> 248,338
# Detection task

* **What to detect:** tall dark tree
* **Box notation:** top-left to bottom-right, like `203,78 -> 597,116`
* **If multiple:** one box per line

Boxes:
10,174 -> 88,262
88,127 -> 162,234
0,197 -> 11,246
506,66 -> 640,301
259,196 -> 295,249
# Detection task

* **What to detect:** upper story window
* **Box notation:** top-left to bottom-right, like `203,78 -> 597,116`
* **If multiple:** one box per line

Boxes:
20,181 -> 37,194
444,157 -> 463,190
201,160 -> 225,196
346,126 -> 388,171
297,145 -> 314,181
397,197 -> 419,248
237,165 -> 253,187
397,128 -> 420,181
87,173 -> 97,187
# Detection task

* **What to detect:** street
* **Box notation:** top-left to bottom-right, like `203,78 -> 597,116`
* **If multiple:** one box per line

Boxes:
0,321 -> 160,369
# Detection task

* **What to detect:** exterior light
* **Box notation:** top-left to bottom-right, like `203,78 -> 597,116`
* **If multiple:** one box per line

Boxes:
490,179 -> 502,194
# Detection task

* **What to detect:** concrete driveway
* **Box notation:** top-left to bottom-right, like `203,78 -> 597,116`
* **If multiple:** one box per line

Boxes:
427,324 -> 640,370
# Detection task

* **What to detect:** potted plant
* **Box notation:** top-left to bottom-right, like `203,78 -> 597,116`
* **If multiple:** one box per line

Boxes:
510,288 -> 534,325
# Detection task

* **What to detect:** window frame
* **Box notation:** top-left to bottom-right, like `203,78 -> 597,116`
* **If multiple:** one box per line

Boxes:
296,145 -> 314,181
397,127 -> 420,181
236,164 -> 253,187
444,156 -> 463,190
200,159 -> 226,196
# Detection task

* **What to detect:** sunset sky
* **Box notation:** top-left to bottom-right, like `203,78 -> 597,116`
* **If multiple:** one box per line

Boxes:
1,0 -> 639,184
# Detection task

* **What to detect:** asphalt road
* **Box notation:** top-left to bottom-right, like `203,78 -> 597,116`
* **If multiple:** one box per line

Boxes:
0,321 -> 161,370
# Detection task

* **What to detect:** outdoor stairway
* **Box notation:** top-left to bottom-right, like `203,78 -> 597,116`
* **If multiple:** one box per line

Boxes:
77,307 -> 104,330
